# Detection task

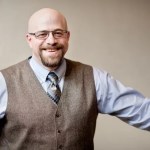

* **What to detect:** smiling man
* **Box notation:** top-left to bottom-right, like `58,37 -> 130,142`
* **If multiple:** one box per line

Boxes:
0,8 -> 150,150
27,8 -> 70,70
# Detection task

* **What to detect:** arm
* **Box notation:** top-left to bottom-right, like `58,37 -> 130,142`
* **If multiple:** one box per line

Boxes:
94,68 -> 150,130
0,72 -> 7,119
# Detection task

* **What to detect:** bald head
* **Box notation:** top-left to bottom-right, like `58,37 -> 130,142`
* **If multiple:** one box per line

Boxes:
28,8 -> 68,33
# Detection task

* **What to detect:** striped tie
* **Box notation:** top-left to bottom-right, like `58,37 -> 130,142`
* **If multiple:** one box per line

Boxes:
46,72 -> 61,104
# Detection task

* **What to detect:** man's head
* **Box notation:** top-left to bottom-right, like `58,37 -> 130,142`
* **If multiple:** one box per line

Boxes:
26,8 -> 70,71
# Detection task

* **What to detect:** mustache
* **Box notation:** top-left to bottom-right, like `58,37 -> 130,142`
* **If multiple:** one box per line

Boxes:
40,44 -> 63,50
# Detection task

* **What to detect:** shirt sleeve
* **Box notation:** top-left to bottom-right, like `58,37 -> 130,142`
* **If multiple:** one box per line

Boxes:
93,67 -> 150,130
0,72 -> 7,119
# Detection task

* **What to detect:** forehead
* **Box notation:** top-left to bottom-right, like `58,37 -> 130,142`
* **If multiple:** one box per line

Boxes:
36,18 -> 65,31
28,11 -> 67,32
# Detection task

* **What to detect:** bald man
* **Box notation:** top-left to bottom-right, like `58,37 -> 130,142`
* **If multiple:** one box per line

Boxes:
0,8 -> 150,150
27,8 -> 70,71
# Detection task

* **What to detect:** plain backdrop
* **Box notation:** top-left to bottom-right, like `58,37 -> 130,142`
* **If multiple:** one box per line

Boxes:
0,0 -> 150,150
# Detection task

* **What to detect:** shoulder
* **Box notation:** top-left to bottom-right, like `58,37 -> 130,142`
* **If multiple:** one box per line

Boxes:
0,72 -> 6,89
65,59 -> 93,71
0,59 -> 29,80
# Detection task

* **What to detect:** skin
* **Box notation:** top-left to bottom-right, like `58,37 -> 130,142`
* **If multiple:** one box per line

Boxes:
26,8 -> 70,71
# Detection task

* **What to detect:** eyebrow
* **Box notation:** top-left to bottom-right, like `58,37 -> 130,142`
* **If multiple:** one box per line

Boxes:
37,29 -> 66,32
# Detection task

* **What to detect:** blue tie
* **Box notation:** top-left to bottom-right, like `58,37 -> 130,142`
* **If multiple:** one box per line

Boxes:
46,72 -> 61,104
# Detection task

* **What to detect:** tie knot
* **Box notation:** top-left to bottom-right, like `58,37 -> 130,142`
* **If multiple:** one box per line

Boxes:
47,72 -> 59,85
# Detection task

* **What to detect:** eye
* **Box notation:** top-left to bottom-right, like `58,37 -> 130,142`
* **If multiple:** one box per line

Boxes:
53,31 -> 63,37
36,32 -> 48,38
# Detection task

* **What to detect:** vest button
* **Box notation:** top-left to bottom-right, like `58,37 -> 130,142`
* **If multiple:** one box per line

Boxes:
56,113 -> 61,118
58,145 -> 63,149
57,129 -> 61,134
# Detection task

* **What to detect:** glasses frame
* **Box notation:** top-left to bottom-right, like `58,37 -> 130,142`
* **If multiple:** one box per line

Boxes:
28,29 -> 69,40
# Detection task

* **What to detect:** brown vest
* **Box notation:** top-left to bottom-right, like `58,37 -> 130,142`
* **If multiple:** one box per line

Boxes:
0,59 -> 98,150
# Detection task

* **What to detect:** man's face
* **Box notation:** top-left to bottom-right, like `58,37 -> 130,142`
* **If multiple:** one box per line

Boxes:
26,11 -> 70,70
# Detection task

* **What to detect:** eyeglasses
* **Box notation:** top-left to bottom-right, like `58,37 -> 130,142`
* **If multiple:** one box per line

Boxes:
29,29 -> 68,40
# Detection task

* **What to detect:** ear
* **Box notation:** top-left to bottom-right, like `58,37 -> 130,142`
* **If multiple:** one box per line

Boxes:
26,33 -> 33,48
67,31 -> 70,41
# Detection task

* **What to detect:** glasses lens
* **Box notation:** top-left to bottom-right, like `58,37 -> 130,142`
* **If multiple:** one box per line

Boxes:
35,31 -> 48,39
53,30 -> 65,38
33,30 -> 68,39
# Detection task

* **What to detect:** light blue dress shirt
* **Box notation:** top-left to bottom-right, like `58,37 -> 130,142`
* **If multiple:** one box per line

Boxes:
0,57 -> 150,130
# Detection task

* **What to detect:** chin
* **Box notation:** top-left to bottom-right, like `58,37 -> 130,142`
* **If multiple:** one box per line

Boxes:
40,51 -> 64,68
42,58 -> 62,69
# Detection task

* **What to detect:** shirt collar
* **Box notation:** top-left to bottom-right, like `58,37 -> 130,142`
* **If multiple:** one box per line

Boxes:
29,56 -> 66,83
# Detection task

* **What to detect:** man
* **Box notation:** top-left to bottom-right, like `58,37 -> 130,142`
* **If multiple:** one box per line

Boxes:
0,8 -> 150,150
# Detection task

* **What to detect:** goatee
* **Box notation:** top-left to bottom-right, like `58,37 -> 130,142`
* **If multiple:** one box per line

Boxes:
39,44 -> 64,69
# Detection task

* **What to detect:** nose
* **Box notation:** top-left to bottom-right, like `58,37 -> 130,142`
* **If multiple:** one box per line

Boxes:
45,32 -> 56,45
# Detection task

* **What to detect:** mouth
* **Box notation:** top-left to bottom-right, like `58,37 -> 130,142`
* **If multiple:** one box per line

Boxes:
46,49 -> 58,52
42,46 -> 62,52
42,48 -> 61,57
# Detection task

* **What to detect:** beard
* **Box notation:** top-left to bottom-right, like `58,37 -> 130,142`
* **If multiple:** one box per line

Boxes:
39,44 -> 66,69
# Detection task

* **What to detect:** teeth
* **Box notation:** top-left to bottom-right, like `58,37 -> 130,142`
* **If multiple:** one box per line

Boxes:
48,50 -> 56,52
42,48 -> 59,52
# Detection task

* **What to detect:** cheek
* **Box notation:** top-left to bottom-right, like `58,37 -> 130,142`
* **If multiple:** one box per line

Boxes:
31,41 -> 42,51
64,41 -> 69,52
61,39 -> 69,49
30,42 -> 43,58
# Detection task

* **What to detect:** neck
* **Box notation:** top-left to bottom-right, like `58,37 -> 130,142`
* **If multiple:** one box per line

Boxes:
32,55 -> 62,72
